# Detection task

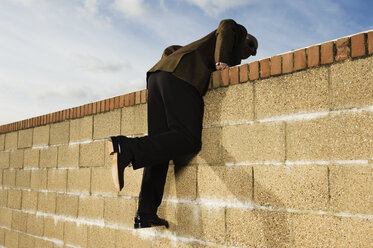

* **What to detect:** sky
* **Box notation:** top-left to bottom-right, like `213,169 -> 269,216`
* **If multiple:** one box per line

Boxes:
0,0 -> 372,125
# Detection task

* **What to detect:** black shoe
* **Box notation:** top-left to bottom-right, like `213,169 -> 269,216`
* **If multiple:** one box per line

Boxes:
134,214 -> 169,229
109,136 -> 133,191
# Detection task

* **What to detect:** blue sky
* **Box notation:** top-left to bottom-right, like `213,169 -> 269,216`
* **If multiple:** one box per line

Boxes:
0,0 -> 372,125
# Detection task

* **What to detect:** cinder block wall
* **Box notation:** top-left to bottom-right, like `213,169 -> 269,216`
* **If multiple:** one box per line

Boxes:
0,31 -> 372,248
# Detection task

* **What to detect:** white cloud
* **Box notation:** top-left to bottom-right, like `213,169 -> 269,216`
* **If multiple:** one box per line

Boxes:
72,53 -> 129,73
113,0 -> 149,17
185,0 -> 251,16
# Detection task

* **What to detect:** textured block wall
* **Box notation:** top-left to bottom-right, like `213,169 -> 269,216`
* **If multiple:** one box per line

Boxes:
0,30 -> 373,248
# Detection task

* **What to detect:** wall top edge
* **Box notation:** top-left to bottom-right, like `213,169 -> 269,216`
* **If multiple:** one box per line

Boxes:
1,29 -> 372,134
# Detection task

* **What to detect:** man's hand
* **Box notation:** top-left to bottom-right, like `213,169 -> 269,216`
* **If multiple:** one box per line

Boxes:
215,62 -> 229,70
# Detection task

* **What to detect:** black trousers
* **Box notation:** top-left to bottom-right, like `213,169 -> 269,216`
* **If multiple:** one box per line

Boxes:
130,71 -> 204,215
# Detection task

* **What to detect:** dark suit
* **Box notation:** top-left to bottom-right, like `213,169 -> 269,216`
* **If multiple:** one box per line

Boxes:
133,19 -> 247,216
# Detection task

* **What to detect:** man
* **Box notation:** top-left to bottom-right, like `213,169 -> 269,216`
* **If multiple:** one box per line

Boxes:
108,19 -> 258,229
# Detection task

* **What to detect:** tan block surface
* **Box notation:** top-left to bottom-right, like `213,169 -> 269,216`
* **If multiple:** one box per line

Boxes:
104,197 -> 137,226
33,125 -> 49,146
4,230 -> 18,248
175,203 -> 202,239
70,116 -> 93,141
79,195 -> 104,219
0,151 -> 9,168
116,229 -> 152,248
64,221 -> 88,248
3,169 -> 16,187
57,144 -> 79,167
164,164 -> 197,200
120,167 -> 143,197
0,228 -> 4,246
91,167 -> 118,194
0,134 -> 4,151
56,194 -> 79,217
5,132 -> 17,150
203,83 -> 254,125
37,192 -> 57,214
226,208 -> 291,247
67,168 -> 91,193
331,56 -> 373,109
0,169 -> 2,185
22,190 -> 38,211
198,165 -> 252,203
157,201 -> 177,231
34,239 -> 55,248
287,112 -> 373,160
292,213 -> 373,247
88,226 -> 116,248
50,121 -> 69,145
222,122 -> 285,163
199,206 -> 226,244
18,129 -> 33,148
11,210 -> 27,232
329,164 -> 373,214
254,164 -> 328,210
80,141 -> 105,167
121,104 -> 147,135
256,67 -> 329,119
30,169 -> 48,190
0,208 -> 12,228
10,149 -> 23,168
18,233 -> 35,248
191,127 -> 223,165
44,216 -> 64,240
7,189 -> 22,209
16,169 -> 31,188
47,169 -> 67,192
94,109 -> 121,139
24,148 -> 39,168
27,214 -> 44,236
40,147 -> 57,168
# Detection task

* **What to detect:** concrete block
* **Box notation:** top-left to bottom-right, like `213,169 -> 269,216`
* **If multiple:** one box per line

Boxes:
34,239 -> 55,248
64,221 -> 88,248
18,129 -> 33,148
57,144 -> 79,167
198,165 -> 252,203
222,122 -> 285,163
191,127 -> 223,165
116,229 -> 152,248
254,164 -> 329,210
119,167 -> 143,197
104,197 -> 137,226
11,210 -> 27,232
7,189 -> 22,209
9,149 -> 23,168
3,169 -> 16,187
175,203 -> 202,239
226,208 -> 291,247
27,213 -> 44,236
256,67 -> 329,119
0,229 -> 4,246
0,134 -> 4,151
79,195 -> 104,220
0,169 -> 2,185
157,201 -> 177,231
121,104 -> 147,135
70,116 -> 93,141
37,192 -> 57,214
56,194 -> 79,217
50,121 -> 70,145
287,112 -> 373,161
164,164 -> 197,200
16,169 -> 31,188
0,208 -> 12,228
91,167 -> 118,195
203,83 -> 254,126
67,168 -> 91,194
88,226 -> 116,248
47,169 -> 67,192
18,233 -> 35,248
22,190 -> 38,211
33,125 -> 49,146
329,164 -> 373,214
5,132 -> 17,150
292,213 -> 373,247
0,151 -> 9,168
23,148 -> 39,168
330,56 -> 373,109
4,230 -> 18,248
30,169 -> 48,190
44,216 -> 64,240
94,109 -> 121,139
40,147 -> 57,168
80,141 -> 105,167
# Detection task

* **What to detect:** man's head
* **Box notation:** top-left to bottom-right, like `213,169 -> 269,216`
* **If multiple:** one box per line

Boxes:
241,34 -> 258,59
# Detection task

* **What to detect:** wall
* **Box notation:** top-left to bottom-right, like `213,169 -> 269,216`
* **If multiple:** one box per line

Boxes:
0,31 -> 372,248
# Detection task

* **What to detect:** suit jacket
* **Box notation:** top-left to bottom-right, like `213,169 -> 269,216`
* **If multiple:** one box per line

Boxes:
147,19 -> 247,96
